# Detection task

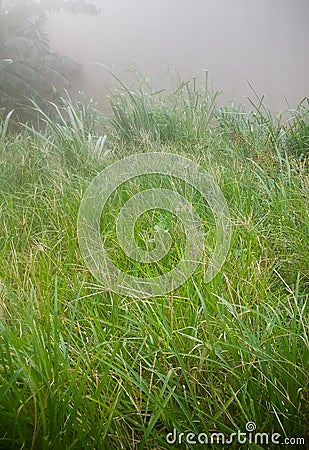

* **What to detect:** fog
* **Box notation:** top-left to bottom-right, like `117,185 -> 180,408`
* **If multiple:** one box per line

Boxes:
46,0 -> 309,112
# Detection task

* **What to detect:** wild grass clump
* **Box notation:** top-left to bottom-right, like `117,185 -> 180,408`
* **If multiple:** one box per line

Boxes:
24,95 -> 109,174
109,74 -> 309,164
108,73 -> 220,147
285,97 -> 309,158
0,81 -> 308,449
217,90 -> 309,161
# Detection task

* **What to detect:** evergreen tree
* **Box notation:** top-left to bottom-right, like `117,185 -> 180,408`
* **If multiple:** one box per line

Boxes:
0,0 -> 100,121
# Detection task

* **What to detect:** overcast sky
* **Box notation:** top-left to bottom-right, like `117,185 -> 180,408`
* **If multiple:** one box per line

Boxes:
46,0 -> 309,111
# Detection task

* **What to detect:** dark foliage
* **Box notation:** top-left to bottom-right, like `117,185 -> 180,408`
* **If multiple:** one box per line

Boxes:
0,0 -> 100,122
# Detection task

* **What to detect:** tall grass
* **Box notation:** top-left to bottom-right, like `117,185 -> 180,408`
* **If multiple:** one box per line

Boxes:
0,81 -> 308,449
108,72 -> 220,147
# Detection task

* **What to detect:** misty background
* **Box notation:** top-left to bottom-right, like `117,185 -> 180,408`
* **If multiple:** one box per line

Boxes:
46,0 -> 309,112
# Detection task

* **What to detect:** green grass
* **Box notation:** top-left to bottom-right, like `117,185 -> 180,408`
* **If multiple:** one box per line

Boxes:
0,79 -> 308,449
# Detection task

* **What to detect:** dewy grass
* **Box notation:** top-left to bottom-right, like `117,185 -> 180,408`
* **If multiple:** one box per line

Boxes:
0,81 -> 308,449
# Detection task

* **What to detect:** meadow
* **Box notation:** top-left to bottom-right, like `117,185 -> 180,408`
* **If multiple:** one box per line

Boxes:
0,77 -> 308,449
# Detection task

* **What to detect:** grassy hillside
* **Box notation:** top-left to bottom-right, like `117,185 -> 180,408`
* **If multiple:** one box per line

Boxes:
0,80 -> 308,449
